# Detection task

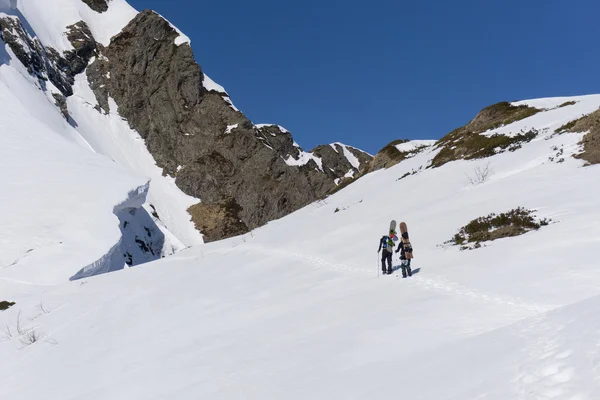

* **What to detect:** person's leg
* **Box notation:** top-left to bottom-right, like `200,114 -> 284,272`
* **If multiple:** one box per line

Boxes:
401,260 -> 408,278
406,259 -> 412,276
386,253 -> 392,274
381,254 -> 387,273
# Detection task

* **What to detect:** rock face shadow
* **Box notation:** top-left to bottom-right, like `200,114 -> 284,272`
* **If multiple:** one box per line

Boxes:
70,207 -> 165,281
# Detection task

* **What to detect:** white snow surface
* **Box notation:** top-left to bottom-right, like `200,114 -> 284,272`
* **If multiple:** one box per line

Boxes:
0,44 -> 147,284
395,139 -> 437,152
255,123 -> 290,133
285,150 -> 323,171
13,0 -> 138,51
203,73 -> 227,93
68,74 -> 202,248
203,74 -> 241,112
225,123 -> 238,134
2,92 -> 600,398
0,2 -> 202,287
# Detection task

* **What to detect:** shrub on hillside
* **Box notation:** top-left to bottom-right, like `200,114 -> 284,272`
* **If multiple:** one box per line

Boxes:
448,207 -> 550,250
558,101 -> 576,108
0,301 -> 16,311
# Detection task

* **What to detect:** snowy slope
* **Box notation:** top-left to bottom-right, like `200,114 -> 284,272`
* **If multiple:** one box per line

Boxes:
395,139 -> 436,152
0,42 -> 146,284
1,0 -> 203,250
0,0 -> 206,286
15,0 -> 138,50
68,73 -> 201,250
1,95 -> 600,398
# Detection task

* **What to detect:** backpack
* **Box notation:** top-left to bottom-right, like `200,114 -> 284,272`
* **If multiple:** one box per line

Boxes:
382,236 -> 394,252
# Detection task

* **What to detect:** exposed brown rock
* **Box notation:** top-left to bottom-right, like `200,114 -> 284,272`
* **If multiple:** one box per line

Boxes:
561,108 -> 600,165
188,199 -> 248,242
87,10 -> 371,241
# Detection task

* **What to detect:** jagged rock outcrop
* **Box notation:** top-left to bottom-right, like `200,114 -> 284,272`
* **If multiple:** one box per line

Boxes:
86,10 -> 371,241
0,16 -> 98,99
52,93 -> 70,120
311,143 -> 372,178
64,21 -> 98,75
0,15 -> 72,95
81,0 -> 110,13
1,6 -> 372,243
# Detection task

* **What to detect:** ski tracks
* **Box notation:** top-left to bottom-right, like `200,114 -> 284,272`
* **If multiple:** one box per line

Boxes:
234,245 -> 552,314
414,276 -> 551,314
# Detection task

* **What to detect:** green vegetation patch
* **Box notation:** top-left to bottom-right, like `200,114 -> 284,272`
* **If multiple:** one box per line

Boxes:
558,101 -> 577,108
379,139 -> 410,159
367,139 -> 432,172
550,109 -> 600,165
0,301 -> 16,311
431,101 -> 542,168
431,129 -> 538,168
555,115 -> 589,135
448,207 -> 550,250
467,102 -> 541,134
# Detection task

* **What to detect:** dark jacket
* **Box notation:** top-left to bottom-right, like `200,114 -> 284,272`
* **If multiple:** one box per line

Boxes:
396,233 -> 413,260
395,242 -> 406,260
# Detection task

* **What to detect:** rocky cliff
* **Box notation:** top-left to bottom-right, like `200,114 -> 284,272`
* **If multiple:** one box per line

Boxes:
1,3 -> 371,242
86,10 -> 372,240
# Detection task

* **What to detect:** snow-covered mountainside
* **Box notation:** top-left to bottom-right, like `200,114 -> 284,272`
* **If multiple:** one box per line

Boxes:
0,0 -> 204,280
0,0 -> 373,281
2,0 -> 600,398
2,90 -> 600,398
0,54 -> 149,284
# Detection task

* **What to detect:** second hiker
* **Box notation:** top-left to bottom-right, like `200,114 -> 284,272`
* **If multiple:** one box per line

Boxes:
395,231 -> 413,278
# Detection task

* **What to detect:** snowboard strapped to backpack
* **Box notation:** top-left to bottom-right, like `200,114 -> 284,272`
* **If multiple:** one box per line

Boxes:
399,222 -> 413,259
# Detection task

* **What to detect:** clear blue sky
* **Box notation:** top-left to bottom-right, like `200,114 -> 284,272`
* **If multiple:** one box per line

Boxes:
128,0 -> 600,154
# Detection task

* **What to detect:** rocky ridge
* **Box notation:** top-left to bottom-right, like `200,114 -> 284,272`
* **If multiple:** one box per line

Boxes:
86,10 -> 372,241
2,3 -> 371,242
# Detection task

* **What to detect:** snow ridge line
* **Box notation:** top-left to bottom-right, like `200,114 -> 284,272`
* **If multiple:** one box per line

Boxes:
231,245 -> 552,313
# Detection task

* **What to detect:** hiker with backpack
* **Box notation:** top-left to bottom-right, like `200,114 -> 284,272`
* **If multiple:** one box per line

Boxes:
377,235 -> 395,275
396,232 -> 413,278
